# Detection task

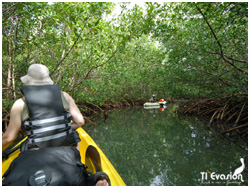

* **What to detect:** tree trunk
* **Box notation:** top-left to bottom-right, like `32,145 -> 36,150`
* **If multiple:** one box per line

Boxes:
12,17 -> 19,99
36,17 -> 43,63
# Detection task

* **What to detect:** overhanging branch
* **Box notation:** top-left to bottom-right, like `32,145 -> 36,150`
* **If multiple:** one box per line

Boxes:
195,4 -> 246,73
50,15 -> 91,76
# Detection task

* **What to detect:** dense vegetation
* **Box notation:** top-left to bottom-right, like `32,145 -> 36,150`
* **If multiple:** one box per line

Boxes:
2,2 -> 248,137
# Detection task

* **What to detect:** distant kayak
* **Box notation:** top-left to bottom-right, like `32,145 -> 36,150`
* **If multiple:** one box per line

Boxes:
144,101 -> 167,107
2,128 -> 126,186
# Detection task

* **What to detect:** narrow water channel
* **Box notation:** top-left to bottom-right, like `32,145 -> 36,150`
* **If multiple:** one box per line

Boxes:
85,104 -> 248,186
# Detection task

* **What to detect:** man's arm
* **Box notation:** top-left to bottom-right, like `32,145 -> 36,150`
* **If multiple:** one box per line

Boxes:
63,92 -> 85,129
2,99 -> 24,151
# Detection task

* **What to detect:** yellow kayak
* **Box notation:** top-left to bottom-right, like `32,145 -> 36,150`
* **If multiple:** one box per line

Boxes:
2,127 -> 126,186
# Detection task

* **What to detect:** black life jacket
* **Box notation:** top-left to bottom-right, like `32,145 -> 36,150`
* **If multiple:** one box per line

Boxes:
20,85 -> 80,151
2,146 -> 111,186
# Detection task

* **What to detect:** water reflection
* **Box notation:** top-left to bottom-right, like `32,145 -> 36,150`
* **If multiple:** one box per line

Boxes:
86,105 -> 247,186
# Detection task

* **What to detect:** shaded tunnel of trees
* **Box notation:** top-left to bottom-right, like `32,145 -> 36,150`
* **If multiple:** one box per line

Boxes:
2,2 -> 248,143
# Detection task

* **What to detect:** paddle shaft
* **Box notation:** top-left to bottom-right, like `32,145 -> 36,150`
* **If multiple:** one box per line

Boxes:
2,145 -> 21,160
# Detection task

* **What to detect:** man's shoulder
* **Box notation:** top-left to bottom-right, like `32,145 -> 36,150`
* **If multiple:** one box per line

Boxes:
10,98 -> 25,112
13,98 -> 25,107
62,91 -> 71,99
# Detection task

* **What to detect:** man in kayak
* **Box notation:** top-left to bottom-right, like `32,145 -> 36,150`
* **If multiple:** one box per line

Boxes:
2,64 -> 84,151
2,64 -> 109,186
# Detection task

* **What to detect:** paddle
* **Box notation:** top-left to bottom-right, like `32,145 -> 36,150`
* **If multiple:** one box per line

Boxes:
2,144 -> 21,160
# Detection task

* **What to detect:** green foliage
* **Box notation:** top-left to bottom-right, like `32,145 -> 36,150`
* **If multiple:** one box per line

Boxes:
2,2 -> 248,108
152,2 -> 248,99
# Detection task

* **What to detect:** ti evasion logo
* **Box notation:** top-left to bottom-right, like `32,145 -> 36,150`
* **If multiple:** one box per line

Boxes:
200,158 -> 245,185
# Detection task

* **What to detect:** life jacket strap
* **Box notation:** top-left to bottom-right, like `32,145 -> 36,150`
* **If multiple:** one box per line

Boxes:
28,129 -> 72,144
26,123 -> 71,135
23,113 -> 71,126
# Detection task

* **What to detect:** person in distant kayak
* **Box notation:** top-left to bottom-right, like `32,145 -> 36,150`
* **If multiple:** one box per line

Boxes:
149,94 -> 156,103
2,64 -> 85,151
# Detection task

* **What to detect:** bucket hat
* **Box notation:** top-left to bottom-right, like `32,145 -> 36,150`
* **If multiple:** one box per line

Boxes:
21,64 -> 54,85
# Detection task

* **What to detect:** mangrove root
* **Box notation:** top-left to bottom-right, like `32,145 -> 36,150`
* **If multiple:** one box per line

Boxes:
177,94 -> 248,141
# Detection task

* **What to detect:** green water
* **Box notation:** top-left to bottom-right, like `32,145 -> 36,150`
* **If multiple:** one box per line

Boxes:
85,104 -> 248,186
